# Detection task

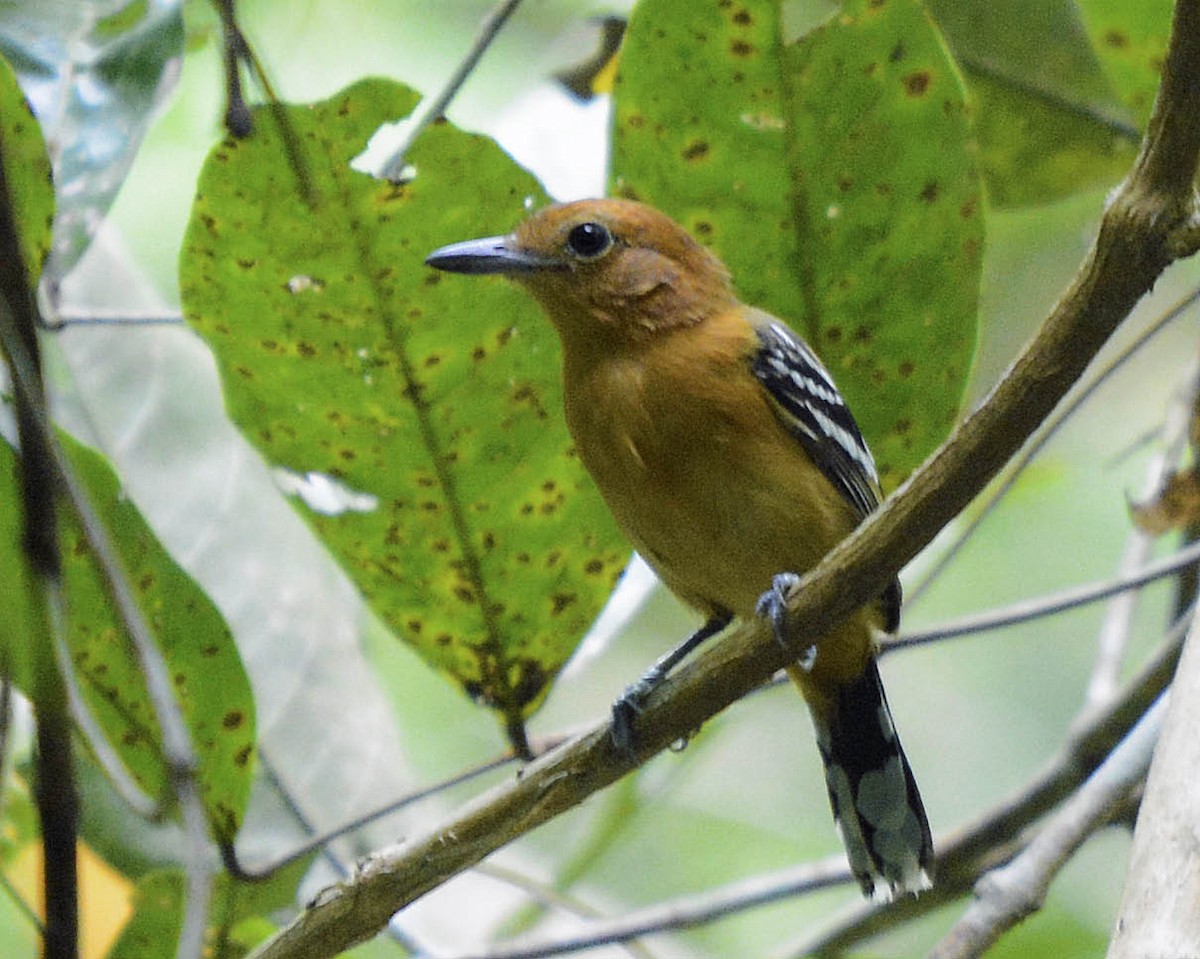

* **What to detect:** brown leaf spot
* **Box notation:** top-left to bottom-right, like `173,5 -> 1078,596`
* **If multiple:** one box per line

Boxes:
551,592 -> 577,616
454,585 -> 476,604
903,70 -> 931,96
235,745 -> 253,767
1104,29 -> 1130,49
222,710 -> 246,730
682,140 -> 710,162
898,360 -> 915,378
732,8 -> 752,25
919,181 -> 939,203
730,39 -> 754,57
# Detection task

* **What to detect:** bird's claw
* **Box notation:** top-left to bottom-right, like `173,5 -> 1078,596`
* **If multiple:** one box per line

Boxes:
756,572 -> 817,671
611,667 -> 665,760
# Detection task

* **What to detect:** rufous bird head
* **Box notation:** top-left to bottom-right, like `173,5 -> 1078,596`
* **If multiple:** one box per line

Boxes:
426,198 -> 737,344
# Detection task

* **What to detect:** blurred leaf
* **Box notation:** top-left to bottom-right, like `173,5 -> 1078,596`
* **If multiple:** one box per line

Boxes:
0,774 -> 37,863
0,51 -> 53,277
1076,0 -> 1172,128
928,0 -> 1138,206
180,78 -> 628,737
0,434 -> 256,838
612,0 -> 982,488
0,0 -> 184,278
962,68 -> 1136,208
106,869 -> 182,959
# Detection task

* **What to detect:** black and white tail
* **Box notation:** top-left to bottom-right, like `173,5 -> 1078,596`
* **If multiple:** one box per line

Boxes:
809,659 -> 933,899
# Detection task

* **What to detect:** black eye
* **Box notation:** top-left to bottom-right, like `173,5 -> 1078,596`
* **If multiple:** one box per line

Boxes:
565,222 -> 613,260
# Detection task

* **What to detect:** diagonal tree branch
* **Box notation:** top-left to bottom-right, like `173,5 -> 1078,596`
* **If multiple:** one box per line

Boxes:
248,2 -> 1200,957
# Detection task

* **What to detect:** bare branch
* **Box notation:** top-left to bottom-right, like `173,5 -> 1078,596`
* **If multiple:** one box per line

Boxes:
1086,347 -> 1200,708
378,0 -> 524,182
783,618 -> 1183,957
929,697 -> 1164,959
907,283 -> 1200,607
886,539 -> 1200,652
1108,599 -> 1200,955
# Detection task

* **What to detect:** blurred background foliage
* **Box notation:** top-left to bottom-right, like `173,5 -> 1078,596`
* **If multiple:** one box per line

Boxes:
0,0 -> 1193,957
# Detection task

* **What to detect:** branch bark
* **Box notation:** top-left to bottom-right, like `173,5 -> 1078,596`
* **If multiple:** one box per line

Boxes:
248,1 -> 1200,956
1107,604 -> 1200,957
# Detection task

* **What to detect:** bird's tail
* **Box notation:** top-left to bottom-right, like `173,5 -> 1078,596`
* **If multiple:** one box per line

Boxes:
790,657 -> 933,900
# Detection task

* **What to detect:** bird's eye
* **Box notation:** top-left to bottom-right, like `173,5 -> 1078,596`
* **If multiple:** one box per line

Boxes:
565,222 -> 614,260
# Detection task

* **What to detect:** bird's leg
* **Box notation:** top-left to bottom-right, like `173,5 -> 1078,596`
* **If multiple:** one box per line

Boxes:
611,610 -> 733,759
755,572 -> 817,671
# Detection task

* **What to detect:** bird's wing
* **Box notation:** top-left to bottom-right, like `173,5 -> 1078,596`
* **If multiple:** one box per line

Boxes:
748,315 -> 901,630
748,315 -> 882,520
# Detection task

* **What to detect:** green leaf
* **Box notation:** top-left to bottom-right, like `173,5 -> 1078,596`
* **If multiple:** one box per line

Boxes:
928,0 -> 1138,206
0,434 -> 256,839
0,0 -> 185,276
0,51 -> 53,280
612,0 -> 982,488
1076,0 -> 1172,128
180,78 -> 628,735
107,869 -> 183,959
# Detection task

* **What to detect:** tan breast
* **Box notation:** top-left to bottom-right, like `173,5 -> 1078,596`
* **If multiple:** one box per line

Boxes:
561,315 -> 859,620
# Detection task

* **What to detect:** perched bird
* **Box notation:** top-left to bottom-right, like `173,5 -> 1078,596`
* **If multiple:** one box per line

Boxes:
426,198 -> 933,898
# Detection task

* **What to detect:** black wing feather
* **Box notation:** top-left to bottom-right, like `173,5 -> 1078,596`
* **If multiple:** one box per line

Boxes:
749,315 -> 901,631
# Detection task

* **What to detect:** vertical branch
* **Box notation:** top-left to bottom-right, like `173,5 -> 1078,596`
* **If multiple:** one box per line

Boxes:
1107,604 -> 1200,957
0,125 -> 77,959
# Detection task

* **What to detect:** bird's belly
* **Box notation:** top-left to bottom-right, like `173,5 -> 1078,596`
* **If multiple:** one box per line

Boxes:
581,424 -> 841,620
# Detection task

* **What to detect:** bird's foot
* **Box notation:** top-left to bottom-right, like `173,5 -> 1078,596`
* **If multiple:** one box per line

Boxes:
611,665 -> 666,761
756,572 -> 817,671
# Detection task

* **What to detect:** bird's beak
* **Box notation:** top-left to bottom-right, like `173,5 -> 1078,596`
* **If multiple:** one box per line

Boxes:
425,235 -> 562,275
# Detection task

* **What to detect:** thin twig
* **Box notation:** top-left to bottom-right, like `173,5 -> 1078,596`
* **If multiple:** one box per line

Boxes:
1086,345 -> 1200,708
436,620 -> 1184,959
929,696 -> 1164,959
379,0 -> 525,182
469,862 -> 660,959
885,538 -> 1200,653
43,310 -> 184,330
450,857 -> 848,959
782,615 -> 1184,957
223,748 -> 524,881
907,283 -> 1200,607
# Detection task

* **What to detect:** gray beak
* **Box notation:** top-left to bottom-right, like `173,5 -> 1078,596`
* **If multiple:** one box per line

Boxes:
425,235 -> 562,275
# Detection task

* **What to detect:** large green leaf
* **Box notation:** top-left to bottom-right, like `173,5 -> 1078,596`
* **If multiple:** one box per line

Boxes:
928,0 -> 1138,207
0,435 -> 256,839
180,79 -> 627,737
612,0 -> 982,489
1076,0 -> 1172,128
0,0 -> 185,277
0,51 -> 53,288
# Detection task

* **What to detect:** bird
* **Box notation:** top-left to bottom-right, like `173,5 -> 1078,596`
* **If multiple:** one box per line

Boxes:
426,198 -> 933,899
